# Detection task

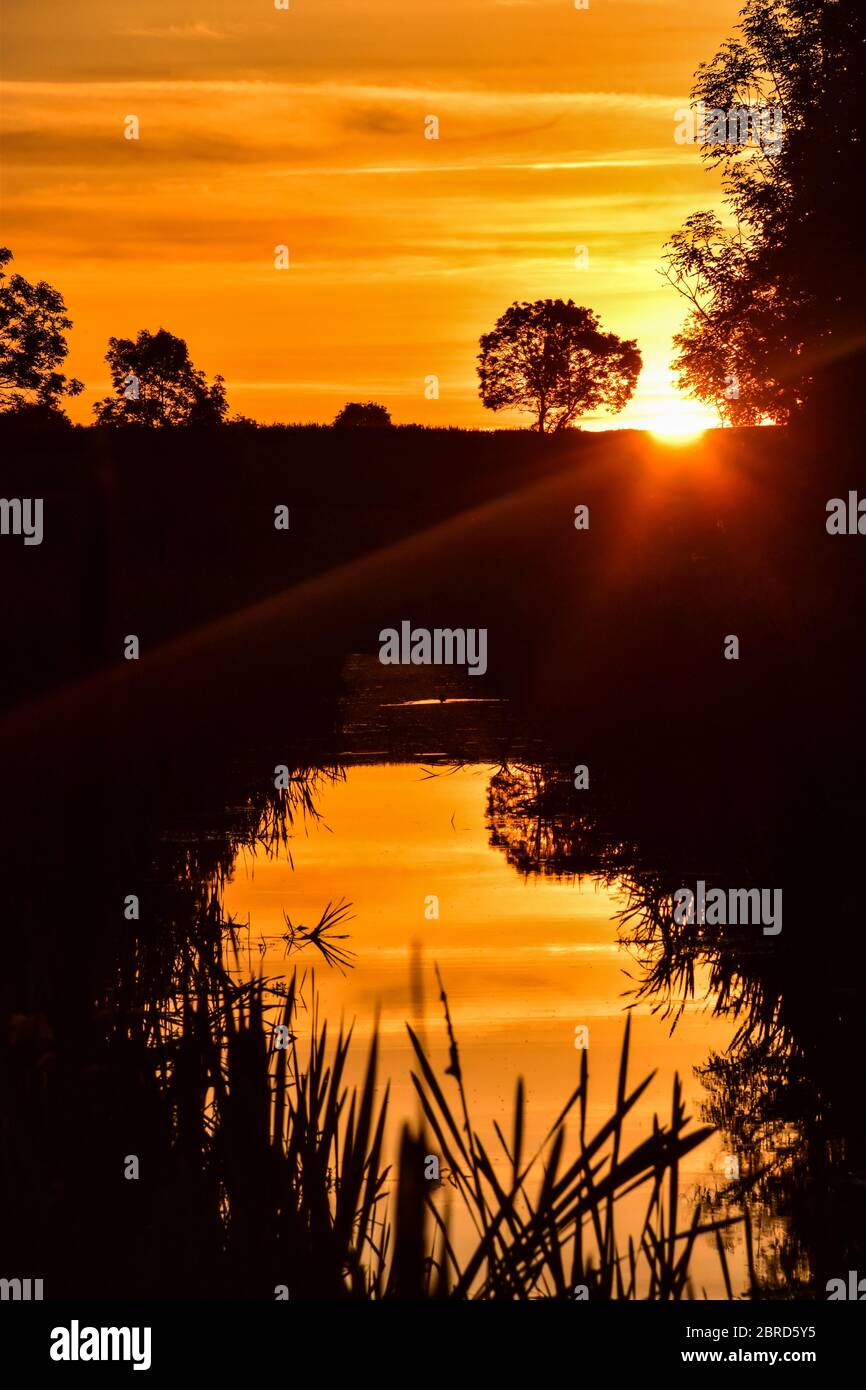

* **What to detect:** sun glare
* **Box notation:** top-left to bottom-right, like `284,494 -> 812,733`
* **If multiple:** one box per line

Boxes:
646,399 -> 712,444
632,376 -> 714,445
648,418 -> 707,445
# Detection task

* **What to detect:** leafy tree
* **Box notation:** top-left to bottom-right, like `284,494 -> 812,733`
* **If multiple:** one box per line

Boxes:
93,328 -> 228,426
332,401 -> 392,428
0,248 -> 83,413
477,300 -> 641,432
0,401 -> 73,429
662,0 -> 866,425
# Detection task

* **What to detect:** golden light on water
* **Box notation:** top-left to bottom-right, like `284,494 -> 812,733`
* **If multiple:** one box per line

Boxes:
222,762 -> 745,1293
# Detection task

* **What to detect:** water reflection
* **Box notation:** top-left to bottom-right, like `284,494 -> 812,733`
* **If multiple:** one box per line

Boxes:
2,673 -> 864,1299
3,425 -> 864,1300
222,761 -> 745,1293
481,760 -> 866,1299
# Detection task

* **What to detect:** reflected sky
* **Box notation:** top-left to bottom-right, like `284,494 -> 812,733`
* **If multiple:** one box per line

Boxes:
224,761 -> 747,1293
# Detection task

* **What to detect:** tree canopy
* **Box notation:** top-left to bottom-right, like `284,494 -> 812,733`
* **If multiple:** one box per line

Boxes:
477,300 -> 641,433
0,248 -> 83,414
662,0 -> 866,425
332,401 -> 393,428
93,328 -> 228,427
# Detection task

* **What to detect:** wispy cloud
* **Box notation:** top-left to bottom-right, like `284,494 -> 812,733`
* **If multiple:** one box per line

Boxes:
118,23 -> 230,41
284,156 -> 689,177
2,0 -> 728,429
2,79 -> 685,112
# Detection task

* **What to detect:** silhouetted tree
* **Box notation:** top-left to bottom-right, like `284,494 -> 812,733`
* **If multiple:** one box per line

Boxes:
477,300 -> 641,432
662,0 -> 866,425
0,401 -> 73,429
332,401 -> 392,427
93,328 -> 228,426
0,248 -> 83,414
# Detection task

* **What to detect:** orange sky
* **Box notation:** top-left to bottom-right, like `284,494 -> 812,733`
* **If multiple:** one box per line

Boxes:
1,0 -> 742,429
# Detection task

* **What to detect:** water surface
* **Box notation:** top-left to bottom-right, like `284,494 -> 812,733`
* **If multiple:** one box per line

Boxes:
224,762 -> 746,1293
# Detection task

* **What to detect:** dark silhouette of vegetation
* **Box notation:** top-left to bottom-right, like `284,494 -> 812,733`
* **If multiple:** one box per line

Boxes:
662,0 -> 866,426
332,400 -> 393,428
2,421 -> 864,1301
477,299 -> 641,432
0,748 -> 737,1300
0,247 -> 83,414
0,399 -> 73,428
482,757 -> 866,1302
93,327 -> 228,427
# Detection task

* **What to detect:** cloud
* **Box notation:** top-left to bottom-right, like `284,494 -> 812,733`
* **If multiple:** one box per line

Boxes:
0,127 -> 313,168
1,79 -> 684,114
269,155 -> 688,178
118,22 -> 230,41
341,105 -> 415,136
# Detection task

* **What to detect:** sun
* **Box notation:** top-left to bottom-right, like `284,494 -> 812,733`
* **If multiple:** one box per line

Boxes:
648,416 -> 707,445
629,374 -> 714,444
646,398 -> 713,444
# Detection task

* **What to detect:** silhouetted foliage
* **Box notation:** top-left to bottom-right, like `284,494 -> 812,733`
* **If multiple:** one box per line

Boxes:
3,418 -> 865,1299
93,327 -> 228,427
0,400 -> 73,429
662,0 -> 866,425
332,400 -> 393,428
0,248 -> 83,414
477,299 -> 641,432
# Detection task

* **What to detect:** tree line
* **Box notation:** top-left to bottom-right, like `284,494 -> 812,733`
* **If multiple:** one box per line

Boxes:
1,1 -> 862,433
661,0 -> 866,427
0,245 -> 640,432
0,253 -> 232,427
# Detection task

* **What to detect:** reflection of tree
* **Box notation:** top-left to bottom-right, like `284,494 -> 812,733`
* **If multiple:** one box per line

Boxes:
622,862 -> 866,1300
699,1044 -> 815,1298
486,763 -> 635,880
612,867 -> 780,1036
484,760 -> 866,1299
168,762 -> 343,889
0,754 -> 350,1296
4,750 -> 736,1301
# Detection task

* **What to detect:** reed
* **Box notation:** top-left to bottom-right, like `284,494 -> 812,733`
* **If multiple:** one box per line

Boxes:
134,925 -> 741,1299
